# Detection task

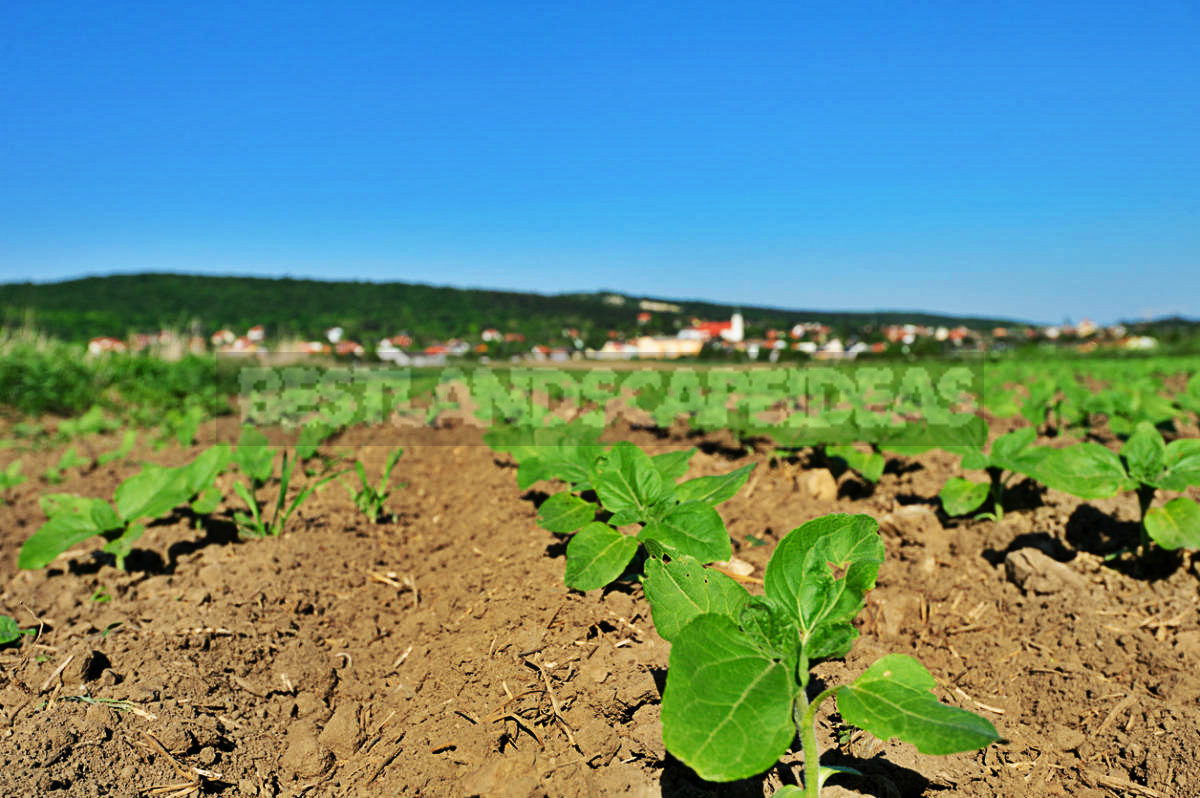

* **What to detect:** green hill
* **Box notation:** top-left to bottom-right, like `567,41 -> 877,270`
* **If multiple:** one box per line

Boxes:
1,272 -> 1033,346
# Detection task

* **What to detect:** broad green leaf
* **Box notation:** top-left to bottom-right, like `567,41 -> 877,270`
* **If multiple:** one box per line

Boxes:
563,522 -> 638,591
19,496 -> 123,569
989,427 -> 1037,473
960,448 -> 989,471
114,465 -> 192,522
593,442 -> 665,521
190,485 -> 222,515
674,463 -> 756,506
0,616 -> 21,645
738,596 -> 800,664
638,501 -> 732,563
661,613 -> 796,782
296,420 -> 334,460
764,514 -> 884,662
1037,443 -> 1131,499
837,654 -> 1000,755
1121,422 -> 1166,485
1144,497 -> 1200,551
1161,438 -> 1200,490
643,555 -> 749,641
826,445 -> 885,483
939,477 -> 990,517
651,449 -> 696,483
182,444 -> 231,496
536,492 -> 596,533
234,426 -> 275,484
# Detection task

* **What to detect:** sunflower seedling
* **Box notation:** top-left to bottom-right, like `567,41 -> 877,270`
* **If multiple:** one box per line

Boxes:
0,459 -> 25,502
20,445 -> 230,570
1037,421 -> 1200,554
645,513 -> 999,796
940,426 -> 1049,520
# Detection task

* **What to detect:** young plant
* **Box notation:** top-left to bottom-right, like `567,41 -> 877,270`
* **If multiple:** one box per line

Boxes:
939,426 -> 1049,520
345,447 -> 404,521
645,514 -> 998,795
231,448 -> 343,535
823,444 -> 885,483
0,459 -> 25,502
96,429 -> 138,466
42,446 -> 90,484
537,441 -> 754,591
0,615 -> 35,647
1037,421 -> 1200,553
19,445 -> 230,570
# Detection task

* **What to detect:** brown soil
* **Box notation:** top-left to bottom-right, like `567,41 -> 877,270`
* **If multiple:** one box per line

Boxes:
1,418 -> 1199,798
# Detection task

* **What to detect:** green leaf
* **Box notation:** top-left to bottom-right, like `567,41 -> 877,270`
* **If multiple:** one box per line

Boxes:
960,448 -> 989,471
989,427 -> 1037,474
661,613 -> 797,782
739,596 -> 800,664
190,485 -> 222,515
234,426 -> 275,484
836,654 -> 1000,755
1121,422 -> 1166,486
643,555 -> 749,641
651,448 -> 696,483
1144,497 -> 1200,551
826,445 -> 884,482
764,514 -> 884,662
638,501 -> 732,563
182,444 -> 231,496
96,430 -> 138,466
674,463 -> 756,506
1161,438 -> 1200,490
0,616 -> 22,646
1037,443 -> 1130,499
563,522 -> 638,591
114,465 -> 191,522
19,496 -> 124,570
939,477 -> 990,517
536,492 -> 596,533
593,442 -> 665,522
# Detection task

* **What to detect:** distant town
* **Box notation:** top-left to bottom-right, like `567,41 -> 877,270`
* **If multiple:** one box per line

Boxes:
85,296 -> 1159,364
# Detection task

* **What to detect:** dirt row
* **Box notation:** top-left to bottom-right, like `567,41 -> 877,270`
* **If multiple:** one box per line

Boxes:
0,419 -> 1198,797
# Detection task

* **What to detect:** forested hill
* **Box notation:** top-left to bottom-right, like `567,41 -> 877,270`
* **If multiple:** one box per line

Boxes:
1,273 -> 1028,345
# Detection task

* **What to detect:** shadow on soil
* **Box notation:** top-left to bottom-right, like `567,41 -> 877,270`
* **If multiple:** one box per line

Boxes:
1065,504 -> 1184,581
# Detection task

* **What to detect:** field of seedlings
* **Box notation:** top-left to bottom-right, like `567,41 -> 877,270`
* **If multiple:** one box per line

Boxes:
2,353 -> 1199,798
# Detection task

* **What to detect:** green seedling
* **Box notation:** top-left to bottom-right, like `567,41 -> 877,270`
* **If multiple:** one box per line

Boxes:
56,405 -> 120,440
1037,421 -> 1200,554
20,444 -> 230,570
232,451 -> 344,537
345,448 -> 404,522
0,459 -> 25,501
0,615 -> 36,647
824,444 -> 885,483
295,419 -> 336,462
939,426 -> 1050,520
233,426 -> 276,489
162,404 -> 208,447
96,430 -> 138,466
535,440 -> 754,591
43,446 -> 90,484
645,514 -> 998,795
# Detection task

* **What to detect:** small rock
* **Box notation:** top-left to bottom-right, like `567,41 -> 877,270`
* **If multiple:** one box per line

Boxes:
797,469 -> 837,501
461,748 -> 540,798
292,691 -> 332,722
1004,548 -> 1086,595
879,505 -> 941,544
198,746 -> 218,766
627,704 -> 665,760
318,703 -> 362,760
280,722 -> 332,778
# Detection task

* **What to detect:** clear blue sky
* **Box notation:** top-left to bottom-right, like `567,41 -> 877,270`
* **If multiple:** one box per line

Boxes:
2,0 -> 1197,324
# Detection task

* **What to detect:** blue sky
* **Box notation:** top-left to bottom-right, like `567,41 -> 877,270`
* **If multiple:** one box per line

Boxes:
2,0 -> 1197,324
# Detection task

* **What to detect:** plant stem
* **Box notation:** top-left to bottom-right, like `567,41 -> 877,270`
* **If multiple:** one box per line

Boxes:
794,686 -> 839,798
1136,483 -> 1156,553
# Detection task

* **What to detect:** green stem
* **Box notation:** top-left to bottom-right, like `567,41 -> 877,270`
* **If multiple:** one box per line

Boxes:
794,686 -> 839,798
